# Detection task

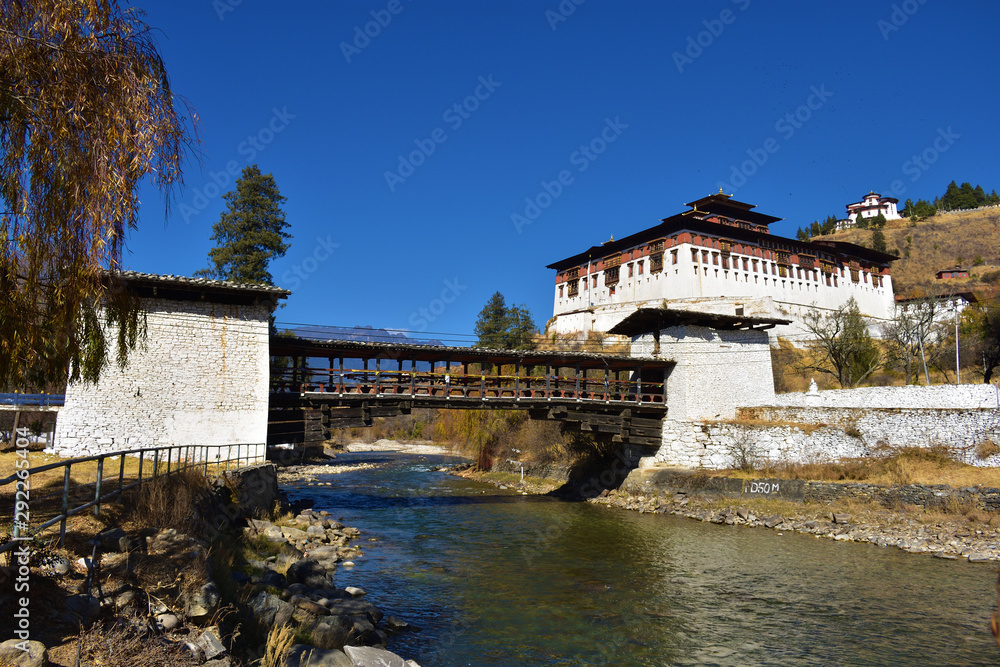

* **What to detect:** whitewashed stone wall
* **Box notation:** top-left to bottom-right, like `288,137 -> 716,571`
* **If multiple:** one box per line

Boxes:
631,324 -> 775,420
645,407 -> 1000,470
763,384 -> 1000,409
53,298 -> 271,459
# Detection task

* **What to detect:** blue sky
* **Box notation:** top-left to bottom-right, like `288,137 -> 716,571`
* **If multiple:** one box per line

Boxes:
128,0 -> 1000,341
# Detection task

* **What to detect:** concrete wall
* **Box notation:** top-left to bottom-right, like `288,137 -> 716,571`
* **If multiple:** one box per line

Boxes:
53,297 -> 271,458
631,324 -> 775,421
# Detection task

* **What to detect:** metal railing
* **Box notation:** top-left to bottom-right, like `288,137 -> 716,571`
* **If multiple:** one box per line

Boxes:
0,393 -> 65,408
0,442 -> 264,554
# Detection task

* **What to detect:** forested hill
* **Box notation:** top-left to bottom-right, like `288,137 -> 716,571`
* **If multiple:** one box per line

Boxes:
812,206 -> 1000,298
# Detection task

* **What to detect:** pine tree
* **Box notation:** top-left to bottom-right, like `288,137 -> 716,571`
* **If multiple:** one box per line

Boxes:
941,181 -> 961,210
474,292 -> 510,349
473,292 -> 537,350
974,184 -> 988,206
872,227 -> 887,254
197,165 -> 291,285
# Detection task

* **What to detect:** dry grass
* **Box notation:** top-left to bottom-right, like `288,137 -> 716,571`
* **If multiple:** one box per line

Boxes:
725,446 -> 1000,488
76,619 -> 200,667
120,468 -> 213,535
820,207 -> 1000,296
976,440 -> 1000,460
261,624 -> 296,667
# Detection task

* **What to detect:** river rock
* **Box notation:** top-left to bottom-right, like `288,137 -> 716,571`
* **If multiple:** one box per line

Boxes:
287,558 -> 334,588
763,515 -> 783,529
0,639 -> 46,667
260,570 -> 288,589
967,552 -> 993,562
385,616 -> 415,632
156,612 -> 180,631
285,644 -> 353,667
344,645 -> 409,667
283,526 -> 312,543
248,590 -> 294,627
345,586 -> 366,597
308,615 -> 354,650
832,513 -> 852,525
196,629 -> 226,660
186,582 -> 221,619
291,595 -> 330,617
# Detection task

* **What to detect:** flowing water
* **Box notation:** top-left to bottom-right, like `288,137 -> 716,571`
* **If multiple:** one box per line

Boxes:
284,451 -> 1000,666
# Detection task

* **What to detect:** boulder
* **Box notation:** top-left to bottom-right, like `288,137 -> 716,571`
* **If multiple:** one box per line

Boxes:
248,591 -> 294,627
186,582 -> 221,619
0,639 -> 46,667
344,645 -> 409,667
260,570 -> 288,589
344,586 -> 365,598
284,644 -> 353,667
287,558 -> 334,589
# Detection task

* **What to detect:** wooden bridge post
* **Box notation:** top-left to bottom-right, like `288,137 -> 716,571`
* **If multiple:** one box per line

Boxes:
514,362 -> 520,400
338,357 -> 344,395
546,363 -> 551,400
410,359 -> 416,396
375,357 -> 381,395
575,364 -> 581,401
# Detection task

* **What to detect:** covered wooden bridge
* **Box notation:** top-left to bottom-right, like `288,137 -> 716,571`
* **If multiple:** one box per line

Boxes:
268,337 -> 673,448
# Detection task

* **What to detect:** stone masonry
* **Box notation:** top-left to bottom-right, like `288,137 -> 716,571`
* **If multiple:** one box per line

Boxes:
53,274 -> 287,459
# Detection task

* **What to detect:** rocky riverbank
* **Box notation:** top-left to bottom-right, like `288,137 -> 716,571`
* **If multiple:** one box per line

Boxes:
3,464 -> 424,667
460,465 -> 1000,564
589,488 -> 1000,563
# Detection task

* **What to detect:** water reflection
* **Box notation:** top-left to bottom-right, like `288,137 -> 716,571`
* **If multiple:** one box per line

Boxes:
285,452 -> 998,666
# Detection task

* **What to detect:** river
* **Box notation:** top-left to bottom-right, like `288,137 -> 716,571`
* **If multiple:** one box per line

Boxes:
283,451 -> 1000,666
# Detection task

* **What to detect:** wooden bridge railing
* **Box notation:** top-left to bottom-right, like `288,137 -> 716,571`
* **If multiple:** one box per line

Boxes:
271,367 -> 666,405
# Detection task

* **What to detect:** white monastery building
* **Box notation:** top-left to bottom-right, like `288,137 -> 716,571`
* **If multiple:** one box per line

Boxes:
53,273 -> 288,458
546,192 -> 898,341
846,191 -> 901,224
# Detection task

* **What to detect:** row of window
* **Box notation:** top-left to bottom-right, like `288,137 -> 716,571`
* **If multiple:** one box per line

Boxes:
558,246 -> 885,297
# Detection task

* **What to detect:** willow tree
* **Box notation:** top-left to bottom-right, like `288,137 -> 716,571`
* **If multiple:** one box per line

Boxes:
0,1 -> 191,388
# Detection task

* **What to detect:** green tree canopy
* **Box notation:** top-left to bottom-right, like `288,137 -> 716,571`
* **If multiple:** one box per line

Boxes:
0,0 -> 191,387
196,165 -> 291,285
473,292 -> 538,350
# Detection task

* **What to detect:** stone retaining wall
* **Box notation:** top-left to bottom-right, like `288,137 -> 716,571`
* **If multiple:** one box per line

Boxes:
622,467 -> 1000,512
764,384 -> 1000,409
647,405 -> 1000,470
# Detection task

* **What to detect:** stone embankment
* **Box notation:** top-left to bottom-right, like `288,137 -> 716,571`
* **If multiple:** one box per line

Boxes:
7,462 -> 423,667
591,489 -> 1000,563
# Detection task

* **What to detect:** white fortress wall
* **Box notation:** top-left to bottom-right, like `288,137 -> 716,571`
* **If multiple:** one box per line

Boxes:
53,297 -> 272,459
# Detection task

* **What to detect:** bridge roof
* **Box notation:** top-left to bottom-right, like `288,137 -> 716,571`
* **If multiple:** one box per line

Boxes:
270,337 -> 674,370
608,308 -> 791,336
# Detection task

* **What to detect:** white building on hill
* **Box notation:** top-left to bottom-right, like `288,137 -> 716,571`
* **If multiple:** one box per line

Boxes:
546,192 -> 898,341
846,191 -> 901,224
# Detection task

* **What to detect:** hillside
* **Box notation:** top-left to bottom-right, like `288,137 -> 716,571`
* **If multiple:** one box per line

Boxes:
812,206 -> 1000,298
